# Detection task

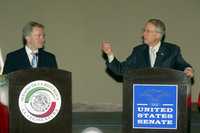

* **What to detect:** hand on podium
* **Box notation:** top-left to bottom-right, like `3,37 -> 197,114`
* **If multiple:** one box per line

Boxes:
184,67 -> 194,78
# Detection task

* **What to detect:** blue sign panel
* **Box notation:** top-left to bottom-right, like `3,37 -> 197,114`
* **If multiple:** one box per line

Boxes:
133,84 -> 178,129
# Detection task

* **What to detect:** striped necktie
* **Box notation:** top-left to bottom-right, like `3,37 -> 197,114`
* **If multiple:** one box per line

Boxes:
150,47 -> 156,67
31,53 -> 38,68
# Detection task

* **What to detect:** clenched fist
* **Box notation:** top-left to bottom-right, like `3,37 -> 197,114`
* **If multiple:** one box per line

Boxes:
101,42 -> 113,56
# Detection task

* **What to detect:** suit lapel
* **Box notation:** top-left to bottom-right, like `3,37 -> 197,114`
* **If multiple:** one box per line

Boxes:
37,49 -> 44,67
37,50 -> 41,67
143,44 -> 151,68
154,43 -> 169,67
21,47 -> 32,68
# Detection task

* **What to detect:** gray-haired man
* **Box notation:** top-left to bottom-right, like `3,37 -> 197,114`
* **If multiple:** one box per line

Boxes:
101,19 -> 194,78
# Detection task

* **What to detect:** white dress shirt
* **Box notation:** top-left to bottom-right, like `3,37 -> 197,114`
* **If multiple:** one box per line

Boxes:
25,46 -> 38,66
149,41 -> 161,67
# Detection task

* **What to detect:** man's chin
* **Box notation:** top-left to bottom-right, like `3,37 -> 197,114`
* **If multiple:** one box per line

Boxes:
144,40 -> 150,45
37,44 -> 44,49
144,40 -> 156,45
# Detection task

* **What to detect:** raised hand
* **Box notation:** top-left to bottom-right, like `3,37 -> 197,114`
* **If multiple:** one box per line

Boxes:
101,41 -> 113,56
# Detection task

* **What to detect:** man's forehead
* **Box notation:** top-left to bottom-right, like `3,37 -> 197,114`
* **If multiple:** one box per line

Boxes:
144,22 -> 156,28
30,27 -> 45,35
32,26 -> 44,31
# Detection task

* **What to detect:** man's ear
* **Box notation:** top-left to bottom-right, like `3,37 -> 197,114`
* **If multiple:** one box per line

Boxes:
157,33 -> 162,40
25,36 -> 30,43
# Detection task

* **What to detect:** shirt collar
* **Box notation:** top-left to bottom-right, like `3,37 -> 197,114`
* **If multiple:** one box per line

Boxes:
149,41 -> 161,53
25,45 -> 38,55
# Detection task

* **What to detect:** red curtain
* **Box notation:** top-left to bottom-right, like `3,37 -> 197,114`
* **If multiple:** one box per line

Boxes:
0,103 -> 8,133
198,93 -> 200,107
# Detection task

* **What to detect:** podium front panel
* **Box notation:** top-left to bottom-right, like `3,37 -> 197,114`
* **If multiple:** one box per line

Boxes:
9,68 -> 72,133
123,68 -> 191,133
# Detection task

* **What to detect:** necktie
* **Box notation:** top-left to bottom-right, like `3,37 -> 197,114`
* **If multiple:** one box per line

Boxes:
31,53 -> 38,68
150,47 -> 156,67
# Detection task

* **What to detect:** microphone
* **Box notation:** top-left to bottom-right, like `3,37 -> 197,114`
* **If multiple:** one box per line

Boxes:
157,51 -> 164,56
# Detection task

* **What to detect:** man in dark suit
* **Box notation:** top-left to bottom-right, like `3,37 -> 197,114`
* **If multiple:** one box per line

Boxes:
101,19 -> 194,78
3,21 -> 57,74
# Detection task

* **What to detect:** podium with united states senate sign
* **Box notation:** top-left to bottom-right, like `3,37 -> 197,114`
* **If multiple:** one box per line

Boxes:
122,68 -> 191,133
8,68 -> 72,133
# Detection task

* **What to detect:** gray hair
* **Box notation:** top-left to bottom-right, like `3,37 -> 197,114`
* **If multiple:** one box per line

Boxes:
22,21 -> 44,45
146,19 -> 166,40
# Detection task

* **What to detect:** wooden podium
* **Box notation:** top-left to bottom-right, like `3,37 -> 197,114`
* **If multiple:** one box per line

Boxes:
122,68 -> 191,133
8,68 -> 72,133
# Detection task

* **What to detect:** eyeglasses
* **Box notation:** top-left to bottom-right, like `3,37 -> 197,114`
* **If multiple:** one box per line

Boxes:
142,29 -> 161,34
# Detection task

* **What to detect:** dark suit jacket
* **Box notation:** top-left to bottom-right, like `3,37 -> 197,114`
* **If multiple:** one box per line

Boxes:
107,42 -> 192,76
3,47 -> 57,74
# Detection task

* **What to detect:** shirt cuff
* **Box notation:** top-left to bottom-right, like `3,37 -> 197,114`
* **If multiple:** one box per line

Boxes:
108,54 -> 114,63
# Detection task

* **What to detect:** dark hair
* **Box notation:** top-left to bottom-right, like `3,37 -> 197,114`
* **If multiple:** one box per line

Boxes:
22,21 -> 44,45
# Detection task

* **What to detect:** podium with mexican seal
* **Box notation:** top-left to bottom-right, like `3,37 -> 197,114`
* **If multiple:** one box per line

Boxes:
122,68 -> 191,133
8,68 -> 72,133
